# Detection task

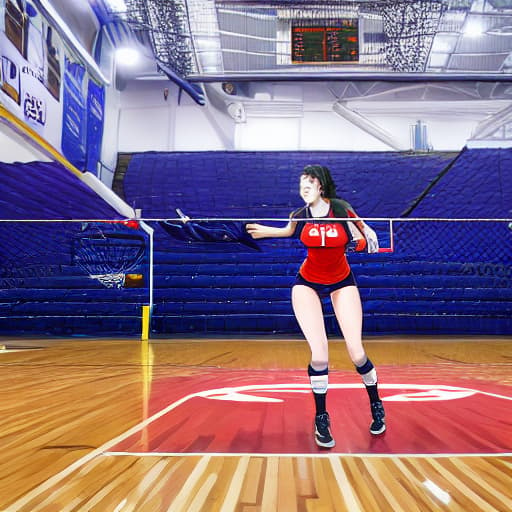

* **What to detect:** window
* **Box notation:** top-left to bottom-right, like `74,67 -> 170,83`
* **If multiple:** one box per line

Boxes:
292,20 -> 359,63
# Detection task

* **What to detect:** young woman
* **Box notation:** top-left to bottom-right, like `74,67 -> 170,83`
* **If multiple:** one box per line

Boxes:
246,164 -> 385,448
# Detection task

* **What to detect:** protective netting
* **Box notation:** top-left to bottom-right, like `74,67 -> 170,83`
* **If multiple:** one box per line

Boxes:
123,0 -> 196,76
0,219 -> 151,335
0,221 -> 75,288
0,220 -> 148,289
0,218 -> 510,336
148,216 -> 512,335
188,0 -> 447,73
393,219 -> 512,264
378,0 -> 445,72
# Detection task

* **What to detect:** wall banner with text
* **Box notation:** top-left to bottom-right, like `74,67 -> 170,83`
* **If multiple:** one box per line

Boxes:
0,0 -> 104,174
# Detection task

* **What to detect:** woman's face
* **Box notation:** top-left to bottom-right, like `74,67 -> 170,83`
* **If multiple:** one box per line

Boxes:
300,174 -> 323,205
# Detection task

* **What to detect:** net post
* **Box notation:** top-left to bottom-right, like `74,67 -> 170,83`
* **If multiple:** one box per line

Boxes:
141,305 -> 150,341
390,219 -> 394,252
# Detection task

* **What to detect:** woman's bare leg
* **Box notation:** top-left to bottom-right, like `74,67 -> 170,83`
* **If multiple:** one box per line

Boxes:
331,285 -> 386,434
292,284 -> 329,368
330,285 -> 366,365
292,284 -> 335,447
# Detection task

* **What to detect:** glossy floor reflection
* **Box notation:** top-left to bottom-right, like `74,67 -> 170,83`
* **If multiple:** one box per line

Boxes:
1,336 -> 511,511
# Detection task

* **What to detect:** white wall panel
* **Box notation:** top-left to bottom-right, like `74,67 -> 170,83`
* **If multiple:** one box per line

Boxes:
112,79 -> 508,154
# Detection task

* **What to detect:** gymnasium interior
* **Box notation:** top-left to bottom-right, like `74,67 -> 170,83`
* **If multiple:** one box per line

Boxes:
0,0 -> 511,510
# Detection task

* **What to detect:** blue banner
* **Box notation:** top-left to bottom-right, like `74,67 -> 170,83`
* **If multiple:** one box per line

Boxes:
61,56 -> 86,169
1,1 -> 104,172
0,0 -> 64,146
85,79 -> 105,175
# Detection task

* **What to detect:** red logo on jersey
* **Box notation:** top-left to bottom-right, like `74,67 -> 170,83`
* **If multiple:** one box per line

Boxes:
301,223 -> 347,247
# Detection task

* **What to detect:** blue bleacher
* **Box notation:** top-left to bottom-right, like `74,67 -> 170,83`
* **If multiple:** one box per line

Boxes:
2,150 -> 510,336
123,149 -> 512,336
0,161 -> 149,335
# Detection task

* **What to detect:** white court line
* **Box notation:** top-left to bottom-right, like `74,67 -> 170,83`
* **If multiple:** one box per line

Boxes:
4,390 -> 202,511
6,381 -> 512,510
102,451 -> 512,459
0,349 -> 42,354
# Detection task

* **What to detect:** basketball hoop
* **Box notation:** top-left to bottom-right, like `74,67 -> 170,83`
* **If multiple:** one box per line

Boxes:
89,272 -> 126,289
72,222 -> 147,288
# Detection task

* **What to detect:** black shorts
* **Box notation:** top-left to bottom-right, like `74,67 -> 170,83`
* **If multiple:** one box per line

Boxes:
293,272 -> 357,298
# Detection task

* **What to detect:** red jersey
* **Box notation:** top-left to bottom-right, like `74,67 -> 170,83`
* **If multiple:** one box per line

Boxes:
298,207 -> 351,284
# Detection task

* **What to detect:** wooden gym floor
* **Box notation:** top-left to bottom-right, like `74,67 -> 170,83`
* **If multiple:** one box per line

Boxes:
0,335 -> 510,511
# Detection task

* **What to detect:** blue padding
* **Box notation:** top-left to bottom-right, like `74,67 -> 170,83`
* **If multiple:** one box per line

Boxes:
7,302 -> 143,314
411,148 -> 512,218
154,300 -> 293,315
0,289 -> 148,300
363,300 -> 511,315
122,148 -> 512,336
155,287 -> 291,301
154,274 -> 293,287
124,150 -> 454,218
0,317 -> 142,336
3,150 -> 512,336
0,161 -> 121,219
0,161 -> 151,336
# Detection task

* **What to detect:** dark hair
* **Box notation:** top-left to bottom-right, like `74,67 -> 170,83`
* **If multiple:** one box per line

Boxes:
302,165 -> 337,199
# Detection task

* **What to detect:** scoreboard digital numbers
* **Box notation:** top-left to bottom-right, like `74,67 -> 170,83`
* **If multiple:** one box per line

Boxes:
292,20 -> 359,63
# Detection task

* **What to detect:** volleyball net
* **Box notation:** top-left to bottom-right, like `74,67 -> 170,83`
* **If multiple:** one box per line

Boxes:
0,217 -> 510,337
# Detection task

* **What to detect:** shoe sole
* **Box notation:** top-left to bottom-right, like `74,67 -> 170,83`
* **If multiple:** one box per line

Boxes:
370,423 -> 386,435
315,438 -> 336,448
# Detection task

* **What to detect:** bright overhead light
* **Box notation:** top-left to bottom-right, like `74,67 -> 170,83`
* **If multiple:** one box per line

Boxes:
104,0 -> 127,13
464,21 -> 484,37
115,47 -> 140,65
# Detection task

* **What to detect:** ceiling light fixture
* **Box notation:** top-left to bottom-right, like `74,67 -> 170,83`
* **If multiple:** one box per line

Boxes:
104,0 -> 127,14
115,47 -> 140,66
464,20 -> 484,37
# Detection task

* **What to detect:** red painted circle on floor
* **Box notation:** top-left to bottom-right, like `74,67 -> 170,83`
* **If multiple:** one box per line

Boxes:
112,368 -> 512,455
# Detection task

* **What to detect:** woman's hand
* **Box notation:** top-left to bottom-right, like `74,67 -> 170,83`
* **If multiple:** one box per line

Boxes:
246,221 -> 296,239
363,224 -> 379,253
246,223 -> 267,239
176,208 -> 190,223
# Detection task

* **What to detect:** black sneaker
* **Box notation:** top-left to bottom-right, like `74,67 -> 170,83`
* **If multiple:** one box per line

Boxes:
314,412 -> 336,448
370,401 -> 386,435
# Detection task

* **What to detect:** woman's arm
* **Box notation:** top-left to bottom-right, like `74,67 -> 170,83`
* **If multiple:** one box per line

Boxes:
351,218 -> 379,254
246,221 -> 296,239
345,204 -> 379,253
